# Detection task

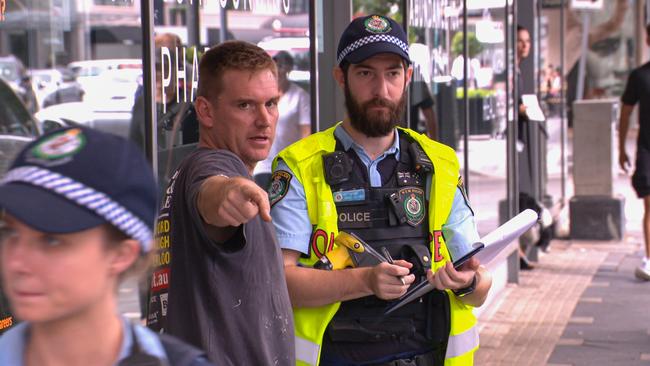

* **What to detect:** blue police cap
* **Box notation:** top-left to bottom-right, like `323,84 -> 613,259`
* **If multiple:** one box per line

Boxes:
337,14 -> 411,66
0,126 -> 158,252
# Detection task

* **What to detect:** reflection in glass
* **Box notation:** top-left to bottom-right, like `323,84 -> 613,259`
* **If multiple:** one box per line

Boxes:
151,1 -> 311,189
408,0 -> 508,235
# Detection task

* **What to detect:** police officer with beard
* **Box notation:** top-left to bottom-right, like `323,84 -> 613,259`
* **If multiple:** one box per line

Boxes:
269,15 -> 492,366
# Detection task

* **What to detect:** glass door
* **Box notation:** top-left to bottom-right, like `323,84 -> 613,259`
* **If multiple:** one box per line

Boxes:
407,0 -> 511,235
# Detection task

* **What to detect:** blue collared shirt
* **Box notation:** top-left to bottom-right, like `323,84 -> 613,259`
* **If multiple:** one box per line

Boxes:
0,317 -> 167,365
271,125 -> 480,257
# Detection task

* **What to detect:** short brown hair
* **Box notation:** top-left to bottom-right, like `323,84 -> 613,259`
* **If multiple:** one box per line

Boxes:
155,32 -> 182,50
197,41 -> 277,101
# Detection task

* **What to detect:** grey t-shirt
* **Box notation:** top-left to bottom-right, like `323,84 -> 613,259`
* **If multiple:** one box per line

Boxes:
164,147 -> 295,365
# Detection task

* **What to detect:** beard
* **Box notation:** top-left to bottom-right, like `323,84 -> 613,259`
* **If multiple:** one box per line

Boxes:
344,83 -> 406,138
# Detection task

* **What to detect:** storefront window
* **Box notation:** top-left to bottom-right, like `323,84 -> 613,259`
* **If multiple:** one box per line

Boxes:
0,0 -> 143,155
408,0 -> 509,234
464,2 -> 509,234
540,1 -> 638,203
150,0 -> 312,190
540,2 -> 566,204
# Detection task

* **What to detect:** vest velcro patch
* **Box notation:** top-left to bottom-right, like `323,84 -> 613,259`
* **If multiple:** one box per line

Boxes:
398,187 -> 425,226
457,176 -> 474,216
333,188 -> 366,203
268,170 -> 292,207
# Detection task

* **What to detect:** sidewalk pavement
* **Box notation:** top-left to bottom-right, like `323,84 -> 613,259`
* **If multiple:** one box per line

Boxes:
475,149 -> 650,365
475,238 -> 649,365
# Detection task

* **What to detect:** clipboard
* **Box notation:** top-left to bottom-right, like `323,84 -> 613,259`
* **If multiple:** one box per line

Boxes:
384,209 -> 538,316
450,242 -> 485,270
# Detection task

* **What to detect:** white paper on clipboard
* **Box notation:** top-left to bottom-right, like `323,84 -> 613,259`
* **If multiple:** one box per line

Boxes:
475,209 -> 539,265
522,94 -> 546,122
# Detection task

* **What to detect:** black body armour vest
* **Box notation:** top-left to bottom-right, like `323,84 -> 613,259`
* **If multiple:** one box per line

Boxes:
321,131 -> 451,364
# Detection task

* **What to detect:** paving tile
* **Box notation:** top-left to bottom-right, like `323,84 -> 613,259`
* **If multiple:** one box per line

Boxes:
568,316 -> 594,325
556,338 -> 584,346
588,281 -> 610,287
578,297 -> 602,303
598,263 -> 618,271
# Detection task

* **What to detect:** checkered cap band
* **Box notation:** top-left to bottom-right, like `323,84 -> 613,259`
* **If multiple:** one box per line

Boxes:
2,166 -> 153,251
337,34 -> 409,65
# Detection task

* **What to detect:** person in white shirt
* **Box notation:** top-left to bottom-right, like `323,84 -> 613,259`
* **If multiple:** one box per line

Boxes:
254,51 -> 311,188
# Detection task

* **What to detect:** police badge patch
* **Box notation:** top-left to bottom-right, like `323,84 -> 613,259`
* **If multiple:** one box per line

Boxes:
28,128 -> 86,166
364,15 -> 392,34
398,187 -> 425,226
268,170 -> 292,207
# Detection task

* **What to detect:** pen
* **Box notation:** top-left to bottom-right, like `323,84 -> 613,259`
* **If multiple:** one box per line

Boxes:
348,232 -> 389,264
361,242 -> 390,264
382,246 -> 406,286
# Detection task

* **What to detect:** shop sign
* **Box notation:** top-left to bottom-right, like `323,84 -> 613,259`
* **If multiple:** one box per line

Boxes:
168,0 -> 291,15
570,0 -> 603,10
158,0 -> 295,112
409,0 -> 461,31
541,0 -> 563,8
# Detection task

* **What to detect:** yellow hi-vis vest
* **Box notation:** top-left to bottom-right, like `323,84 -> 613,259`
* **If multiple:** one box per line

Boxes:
275,125 -> 479,366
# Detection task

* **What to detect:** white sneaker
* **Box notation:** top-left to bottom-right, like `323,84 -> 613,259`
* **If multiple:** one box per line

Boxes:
635,264 -> 650,281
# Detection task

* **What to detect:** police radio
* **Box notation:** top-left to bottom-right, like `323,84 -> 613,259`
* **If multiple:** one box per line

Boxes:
323,151 -> 352,185
408,143 -> 433,173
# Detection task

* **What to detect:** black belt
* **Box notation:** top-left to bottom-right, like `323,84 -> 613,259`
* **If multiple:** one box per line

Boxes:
373,351 -> 438,366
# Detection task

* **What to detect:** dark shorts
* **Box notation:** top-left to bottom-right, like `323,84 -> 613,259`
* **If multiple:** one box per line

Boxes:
633,145 -> 650,198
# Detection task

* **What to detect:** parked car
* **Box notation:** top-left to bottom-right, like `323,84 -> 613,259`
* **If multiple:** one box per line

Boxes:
0,55 -> 38,115
68,58 -> 142,77
30,68 -> 84,108
68,59 -> 142,101
0,76 -> 41,176
35,100 -> 132,139
81,68 -> 142,107
35,62 -> 142,141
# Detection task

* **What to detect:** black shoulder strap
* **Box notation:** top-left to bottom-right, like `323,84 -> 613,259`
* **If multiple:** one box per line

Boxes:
118,324 -> 167,366
159,333 -> 208,366
397,130 -> 414,166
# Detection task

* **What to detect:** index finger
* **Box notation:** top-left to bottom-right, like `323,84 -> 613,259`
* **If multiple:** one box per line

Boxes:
380,262 -> 411,277
246,185 -> 272,222
445,261 -> 472,284
457,257 -> 480,272
392,259 -> 413,269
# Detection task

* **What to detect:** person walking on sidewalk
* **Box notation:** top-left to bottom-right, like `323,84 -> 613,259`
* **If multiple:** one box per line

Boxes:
270,15 -> 492,365
619,25 -> 650,281
0,126 -> 215,366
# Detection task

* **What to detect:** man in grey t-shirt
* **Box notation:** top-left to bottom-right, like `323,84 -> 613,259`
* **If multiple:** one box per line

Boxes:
146,41 -> 295,365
